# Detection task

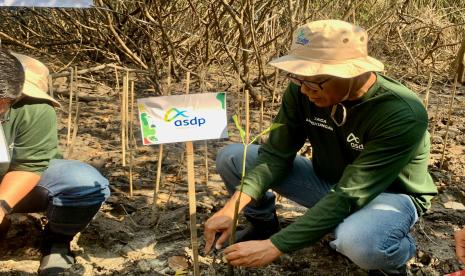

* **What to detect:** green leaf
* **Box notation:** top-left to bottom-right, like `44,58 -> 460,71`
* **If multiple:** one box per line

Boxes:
250,123 -> 284,144
232,114 -> 246,144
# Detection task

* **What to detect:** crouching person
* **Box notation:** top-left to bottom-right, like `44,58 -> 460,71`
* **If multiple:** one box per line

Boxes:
204,20 -> 438,275
0,49 -> 110,275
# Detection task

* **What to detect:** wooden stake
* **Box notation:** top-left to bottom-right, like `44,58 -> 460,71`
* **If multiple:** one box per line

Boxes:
48,75 -> 54,98
269,68 -> 279,123
153,57 -> 172,211
204,141 -> 209,185
236,75 -> 242,127
130,81 -> 138,150
245,89 -> 250,144
431,94 -> 442,139
185,72 -> 200,276
121,74 -> 127,167
68,68 -> 80,156
129,80 -> 135,197
67,66 -> 80,158
440,74 -> 458,169
259,87 -> 264,143
186,141 -> 199,276
167,56 -> 172,95
423,71 -> 433,110
67,102 -> 80,158
152,143 -> 163,211
66,67 -> 74,146
125,71 -> 130,151
198,64 -> 209,185
114,64 -> 120,99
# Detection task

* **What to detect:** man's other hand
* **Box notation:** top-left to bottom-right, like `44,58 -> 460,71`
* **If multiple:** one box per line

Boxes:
224,239 -> 283,267
455,228 -> 465,264
204,212 -> 233,254
204,191 -> 253,254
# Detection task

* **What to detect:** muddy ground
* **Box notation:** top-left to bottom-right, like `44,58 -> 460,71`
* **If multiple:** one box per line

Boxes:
0,67 -> 464,276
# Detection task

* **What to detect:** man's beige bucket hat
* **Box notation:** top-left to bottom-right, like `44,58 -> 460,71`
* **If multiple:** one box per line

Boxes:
11,52 -> 61,108
269,19 -> 384,78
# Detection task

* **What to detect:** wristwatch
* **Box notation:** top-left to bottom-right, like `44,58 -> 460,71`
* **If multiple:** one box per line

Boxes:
0,200 -> 12,215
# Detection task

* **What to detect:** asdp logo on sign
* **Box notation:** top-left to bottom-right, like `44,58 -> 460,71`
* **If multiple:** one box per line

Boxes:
164,107 -> 206,127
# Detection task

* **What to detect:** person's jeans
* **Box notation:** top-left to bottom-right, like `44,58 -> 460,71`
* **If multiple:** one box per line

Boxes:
216,144 -> 418,272
12,159 -> 110,236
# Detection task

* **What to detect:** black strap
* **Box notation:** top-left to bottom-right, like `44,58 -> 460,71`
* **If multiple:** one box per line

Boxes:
0,199 -> 12,214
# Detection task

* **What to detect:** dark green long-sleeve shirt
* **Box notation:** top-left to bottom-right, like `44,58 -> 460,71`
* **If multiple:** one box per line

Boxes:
240,73 -> 438,253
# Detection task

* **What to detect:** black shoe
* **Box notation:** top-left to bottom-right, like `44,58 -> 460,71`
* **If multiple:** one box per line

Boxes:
38,227 -> 75,276
368,265 -> 407,276
0,217 -> 11,240
225,212 -> 281,247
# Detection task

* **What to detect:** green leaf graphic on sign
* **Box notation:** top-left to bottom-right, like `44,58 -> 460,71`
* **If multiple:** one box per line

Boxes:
216,92 -> 225,109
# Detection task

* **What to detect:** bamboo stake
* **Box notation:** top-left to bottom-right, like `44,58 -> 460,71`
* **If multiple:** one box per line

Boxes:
66,67 -> 74,145
67,102 -> 80,158
423,71 -> 433,110
67,67 -> 80,157
152,144 -> 163,211
236,74 -> 242,127
114,64 -> 120,98
48,75 -> 54,98
167,56 -> 172,95
186,141 -> 199,276
74,67 -> 79,103
204,141 -> 209,185
125,71 -> 130,151
199,64 -> 209,185
431,96 -> 442,138
269,68 -> 279,123
439,74 -> 458,169
129,80 -> 135,197
114,66 -> 122,153
185,72 -> 200,276
121,74 -> 127,167
153,57 -> 171,211
259,87 -> 264,143
245,90 -> 250,144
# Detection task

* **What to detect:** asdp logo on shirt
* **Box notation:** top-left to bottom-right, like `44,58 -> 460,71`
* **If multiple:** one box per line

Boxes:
164,107 -> 206,127
347,133 -> 364,151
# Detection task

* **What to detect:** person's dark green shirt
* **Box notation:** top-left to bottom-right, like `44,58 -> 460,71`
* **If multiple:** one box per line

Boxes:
0,97 -> 60,177
239,73 -> 438,253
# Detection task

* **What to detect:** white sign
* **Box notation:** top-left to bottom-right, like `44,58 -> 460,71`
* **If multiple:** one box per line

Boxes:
137,92 -> 228,145
0,125 -> 10,163
0,0 -> 93,7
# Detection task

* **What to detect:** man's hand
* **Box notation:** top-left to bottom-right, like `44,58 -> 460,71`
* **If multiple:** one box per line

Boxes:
455,228 -> 465,264
0,208 -> 4,225
204,191 -> 253,254
204,211 -> 233,254
224,239 -> 283,267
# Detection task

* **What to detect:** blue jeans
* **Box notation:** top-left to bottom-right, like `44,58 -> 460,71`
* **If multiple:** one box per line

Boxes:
12,159 -> 110,236
216,144 -> 418,272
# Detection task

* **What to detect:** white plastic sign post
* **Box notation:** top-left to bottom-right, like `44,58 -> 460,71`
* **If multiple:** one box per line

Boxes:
0,125 -> 10,163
